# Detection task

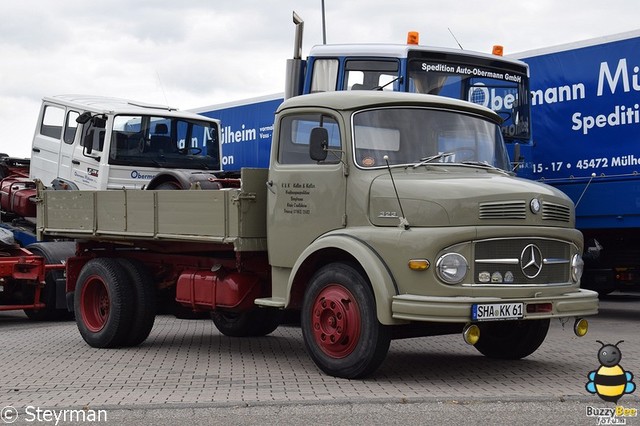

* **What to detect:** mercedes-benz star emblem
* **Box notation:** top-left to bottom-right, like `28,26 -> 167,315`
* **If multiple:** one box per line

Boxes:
520,244 -> 543,279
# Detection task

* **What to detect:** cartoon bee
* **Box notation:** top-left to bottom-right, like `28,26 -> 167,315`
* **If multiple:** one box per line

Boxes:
586,340 -> 636,403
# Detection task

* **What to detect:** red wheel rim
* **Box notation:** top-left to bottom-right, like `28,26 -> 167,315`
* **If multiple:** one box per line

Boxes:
80,275 -> 110,332
311,284 -> 361,358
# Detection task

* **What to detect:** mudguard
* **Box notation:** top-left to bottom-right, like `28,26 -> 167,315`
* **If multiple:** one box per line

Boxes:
288,232 -> 403,325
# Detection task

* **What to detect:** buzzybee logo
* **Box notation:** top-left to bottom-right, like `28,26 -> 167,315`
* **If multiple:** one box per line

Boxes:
586,340 -> 636,403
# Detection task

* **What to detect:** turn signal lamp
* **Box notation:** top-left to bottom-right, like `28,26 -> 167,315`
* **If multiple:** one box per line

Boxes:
407,31 -> 420,45
492,45 -> 504,56
408,259 -> 430,271
574,318 -> 589,337
463,323 -> 480,345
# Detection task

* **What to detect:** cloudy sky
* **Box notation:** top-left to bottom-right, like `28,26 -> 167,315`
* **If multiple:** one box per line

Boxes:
1,0 -> 638,157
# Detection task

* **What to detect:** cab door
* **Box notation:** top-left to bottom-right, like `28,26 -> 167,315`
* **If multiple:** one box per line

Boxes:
266,111 -> 346,268
69,116 -> 107,189
57,109 -> 80,183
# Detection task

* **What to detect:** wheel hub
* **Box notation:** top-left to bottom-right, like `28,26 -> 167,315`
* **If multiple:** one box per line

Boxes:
311,285 -> 361,358
81,275 -> 110,333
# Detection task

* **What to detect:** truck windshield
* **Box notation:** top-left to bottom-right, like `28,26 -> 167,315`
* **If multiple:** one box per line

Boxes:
109,115 -> 220,170
407,53 -> 530,142
353,107 -> 510,171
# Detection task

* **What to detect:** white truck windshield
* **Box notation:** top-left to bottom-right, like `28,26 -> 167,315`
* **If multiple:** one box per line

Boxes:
109,115 -> 220,170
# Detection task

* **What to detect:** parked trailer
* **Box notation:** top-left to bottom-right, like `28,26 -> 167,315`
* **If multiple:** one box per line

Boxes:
39,91 -> 597,378
513,30 -> 640,294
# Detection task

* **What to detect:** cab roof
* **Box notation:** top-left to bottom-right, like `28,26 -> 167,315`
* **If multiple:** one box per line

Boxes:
276,91 -> 502,124
308,43 -> 528,69
43,95 -> 218,122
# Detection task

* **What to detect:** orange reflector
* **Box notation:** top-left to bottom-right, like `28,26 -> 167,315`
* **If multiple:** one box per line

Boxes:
407,31 -> 419,45
492,45 -> 504,56
408,259 -> 430,270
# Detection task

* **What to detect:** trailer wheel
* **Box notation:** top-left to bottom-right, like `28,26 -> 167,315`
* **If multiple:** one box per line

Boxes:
116,258 -> 156,346
211,307 -> 282,337
74,258 -> 135,348
474,319 -> 550,359
301,263 -> 391,379
24,242 -> 76,321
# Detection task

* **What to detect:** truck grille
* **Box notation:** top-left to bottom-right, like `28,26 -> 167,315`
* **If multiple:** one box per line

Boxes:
478,200 -> 571,223
542,202 -> 571,222
474,238 -> 570,284
479,201 -> 526,220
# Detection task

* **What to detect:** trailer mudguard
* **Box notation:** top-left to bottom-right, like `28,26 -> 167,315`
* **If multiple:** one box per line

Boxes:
287,232 -> 403,325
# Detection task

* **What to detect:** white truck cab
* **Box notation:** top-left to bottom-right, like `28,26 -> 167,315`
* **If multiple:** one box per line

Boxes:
30,95 -> 221,190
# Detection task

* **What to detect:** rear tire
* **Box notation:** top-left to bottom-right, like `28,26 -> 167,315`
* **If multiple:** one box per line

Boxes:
116,258 -> 156,346
24,242 -> 75,321
301,262 -> 391,379
74,258 -> 135,348
474,319 -> 550,359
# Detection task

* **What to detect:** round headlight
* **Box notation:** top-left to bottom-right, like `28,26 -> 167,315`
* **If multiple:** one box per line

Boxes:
436,253 -> 468,284
571,254 -> 584,283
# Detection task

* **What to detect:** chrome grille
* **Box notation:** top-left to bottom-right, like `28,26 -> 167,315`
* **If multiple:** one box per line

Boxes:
542,202 -> 571,222
474,238 -> 570,284
479,201 -> 526,220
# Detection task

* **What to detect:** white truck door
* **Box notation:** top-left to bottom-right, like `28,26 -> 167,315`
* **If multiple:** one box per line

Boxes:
29,103 -> 65,187
57,109 -> 80,184
69,122 -> 105,190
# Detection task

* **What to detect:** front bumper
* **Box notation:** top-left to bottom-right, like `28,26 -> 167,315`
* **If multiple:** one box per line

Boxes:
391,288 -> 598,323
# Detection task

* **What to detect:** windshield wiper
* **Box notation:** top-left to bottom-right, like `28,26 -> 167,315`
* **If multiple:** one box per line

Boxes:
460,161 -> 508,173
412,152 -> 454,168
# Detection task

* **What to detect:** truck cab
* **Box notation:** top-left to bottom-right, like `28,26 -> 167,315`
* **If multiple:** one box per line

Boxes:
285,15 -> 531,148
29,95 -> 221,190
261,91 -> 596,377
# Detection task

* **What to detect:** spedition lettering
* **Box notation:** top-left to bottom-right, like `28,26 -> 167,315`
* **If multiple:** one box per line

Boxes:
572,104 -> 640,135
420,63 -> 514,81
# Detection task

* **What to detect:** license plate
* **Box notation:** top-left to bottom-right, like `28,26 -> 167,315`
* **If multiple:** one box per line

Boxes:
471,303 -> 524,321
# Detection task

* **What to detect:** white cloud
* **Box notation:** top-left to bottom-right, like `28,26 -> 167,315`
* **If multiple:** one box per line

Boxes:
0,0 -> 638,157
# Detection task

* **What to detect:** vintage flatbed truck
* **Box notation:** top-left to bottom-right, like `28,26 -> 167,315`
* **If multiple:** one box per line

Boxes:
36,91 -> 598,378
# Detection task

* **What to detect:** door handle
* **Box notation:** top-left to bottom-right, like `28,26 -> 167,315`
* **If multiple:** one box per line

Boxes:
72,160 -> 80,165
266,180 -> 276,194
32,147 -> 41,153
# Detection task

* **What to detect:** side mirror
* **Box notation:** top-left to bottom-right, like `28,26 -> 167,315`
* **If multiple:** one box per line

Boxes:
309,127 -> 328,161
76,112 -> 93,124
92,116 -> 107,129
84,130 -> 94,154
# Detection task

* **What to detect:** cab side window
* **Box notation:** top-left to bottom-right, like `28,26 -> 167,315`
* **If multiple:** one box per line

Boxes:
64,111 -> 80,144
310,59 -> 339,93
40,105 -> 65,139
278,114 -> 341,164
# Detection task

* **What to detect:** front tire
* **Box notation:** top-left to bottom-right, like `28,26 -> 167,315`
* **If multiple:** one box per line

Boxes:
74,258 -> 135,348
474,319 -> 550,359
301,263 -> 391,379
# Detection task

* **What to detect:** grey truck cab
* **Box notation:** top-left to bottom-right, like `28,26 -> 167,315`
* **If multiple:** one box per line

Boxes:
30,95 -> 221,190
260,91 -> 597,377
